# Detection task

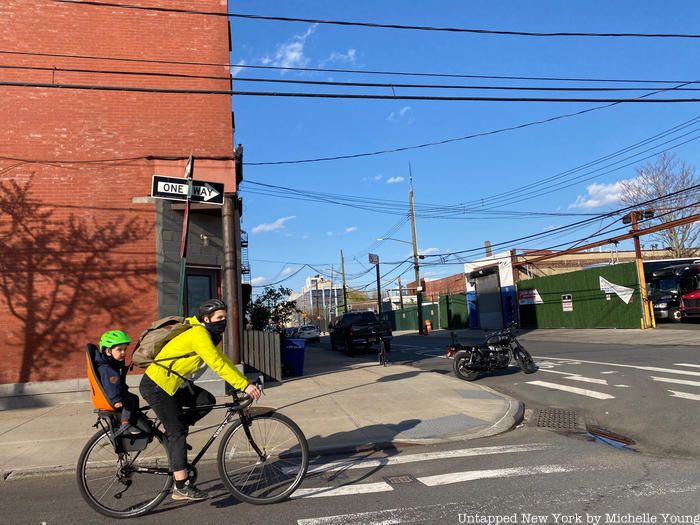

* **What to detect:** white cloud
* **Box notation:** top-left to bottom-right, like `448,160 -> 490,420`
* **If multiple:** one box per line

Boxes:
386,176 -> 404,184
262,25 -> 317,70
327,231 -> 334,236
250,276 -> 267,286
387,106 -> 412,122
345,226 -> 357,233
231,59 -> 246,77
569,179 -> 632,209
373,174 -> 383,181
251,215 -> 296,234
281,267 -> 295,276
319,48 -> 356,67
418,247 -> 440,256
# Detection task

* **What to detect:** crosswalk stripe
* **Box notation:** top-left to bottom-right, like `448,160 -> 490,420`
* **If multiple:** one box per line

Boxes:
563,375 -> 609,385
651,376 -> 700,387
667,390 -> 700,401
301,444 -> 552,475
525,380 -> 615,399
674,363 -> 700,369
291,481 -> 393,499
417,464 -> 576,487
536,357 -> 700,377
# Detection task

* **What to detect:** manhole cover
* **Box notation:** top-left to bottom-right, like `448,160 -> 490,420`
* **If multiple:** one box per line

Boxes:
384,475 -> 417,485
533,408 -> 581,431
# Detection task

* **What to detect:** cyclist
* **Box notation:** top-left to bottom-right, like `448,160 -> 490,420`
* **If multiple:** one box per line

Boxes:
96,330 -> 141,435
139,299 -> 261,501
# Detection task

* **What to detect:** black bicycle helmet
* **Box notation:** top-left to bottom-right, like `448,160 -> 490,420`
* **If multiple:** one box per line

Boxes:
196,298 -> 227,321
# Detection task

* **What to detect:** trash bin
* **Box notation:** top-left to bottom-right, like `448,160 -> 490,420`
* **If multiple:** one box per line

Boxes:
281,338 -> 306,377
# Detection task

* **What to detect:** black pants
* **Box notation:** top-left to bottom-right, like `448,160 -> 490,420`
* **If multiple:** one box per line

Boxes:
139,374 -> 215,472
119,391 -> 139,424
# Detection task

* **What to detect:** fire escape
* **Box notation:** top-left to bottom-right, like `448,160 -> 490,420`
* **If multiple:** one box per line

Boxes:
240,230 -> 251,283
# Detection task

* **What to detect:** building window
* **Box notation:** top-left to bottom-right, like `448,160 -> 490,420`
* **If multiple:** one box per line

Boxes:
185,269 -> 220,317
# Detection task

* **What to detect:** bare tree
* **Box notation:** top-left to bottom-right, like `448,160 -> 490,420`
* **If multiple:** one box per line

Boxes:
620,153 -> 699,257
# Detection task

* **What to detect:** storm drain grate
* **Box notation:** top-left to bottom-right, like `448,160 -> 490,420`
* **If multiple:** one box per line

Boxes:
533,408 -> 581,431
384,475 -> 417,485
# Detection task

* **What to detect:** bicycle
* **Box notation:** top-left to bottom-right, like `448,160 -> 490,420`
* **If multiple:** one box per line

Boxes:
378,338 -> 389,367
76,380 -> 309,519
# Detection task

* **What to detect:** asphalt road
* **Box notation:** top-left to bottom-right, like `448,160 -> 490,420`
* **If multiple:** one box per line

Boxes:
5,427 -> 699,524
386,333 -> 700,458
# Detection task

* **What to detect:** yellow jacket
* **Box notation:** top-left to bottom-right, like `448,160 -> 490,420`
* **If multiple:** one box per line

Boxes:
145,316 -> 249,396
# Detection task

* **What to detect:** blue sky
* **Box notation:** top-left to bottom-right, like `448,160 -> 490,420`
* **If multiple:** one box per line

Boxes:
228,1 -> 700,294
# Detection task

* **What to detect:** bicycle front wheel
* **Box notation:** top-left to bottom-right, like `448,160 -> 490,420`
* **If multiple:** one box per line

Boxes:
76,429 -> 172,519
217,412 -> 309,504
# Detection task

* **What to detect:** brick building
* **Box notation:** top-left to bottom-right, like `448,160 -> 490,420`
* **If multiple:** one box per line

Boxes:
0,1 -> 240,387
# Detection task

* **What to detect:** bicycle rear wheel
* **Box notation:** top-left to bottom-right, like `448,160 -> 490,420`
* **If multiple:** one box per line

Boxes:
217,412 -> 309,504
76,429 -> 172,518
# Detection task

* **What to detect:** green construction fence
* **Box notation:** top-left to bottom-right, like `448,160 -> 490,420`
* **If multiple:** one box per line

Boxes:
384,294 -> 469,331
517,262 -> 644,329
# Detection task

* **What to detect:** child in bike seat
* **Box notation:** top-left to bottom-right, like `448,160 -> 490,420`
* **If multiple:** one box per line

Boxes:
96,330 -> 141,436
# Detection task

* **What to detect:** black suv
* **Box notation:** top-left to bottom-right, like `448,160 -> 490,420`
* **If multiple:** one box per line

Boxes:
330,311 -> 392,356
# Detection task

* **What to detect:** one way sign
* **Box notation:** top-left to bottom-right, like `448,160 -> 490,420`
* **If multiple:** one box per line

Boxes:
151,175 -> 225,205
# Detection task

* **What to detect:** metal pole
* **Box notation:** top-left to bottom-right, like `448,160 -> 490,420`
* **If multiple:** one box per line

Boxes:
631,212 -> 652,329
314,278 -> 320,331
177,155 -> 194,316
409,172 -> 424,335
376,260 -> 382,314
340,249 -> 348,313
398,275 -> 404,309
222,193 -> 241,363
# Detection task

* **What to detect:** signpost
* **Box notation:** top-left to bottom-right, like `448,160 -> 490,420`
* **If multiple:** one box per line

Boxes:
149,158 -> 225,315
369,253 -> 381,314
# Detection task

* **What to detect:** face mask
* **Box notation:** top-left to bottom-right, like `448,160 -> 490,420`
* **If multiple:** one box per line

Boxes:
204,319 -> 227,335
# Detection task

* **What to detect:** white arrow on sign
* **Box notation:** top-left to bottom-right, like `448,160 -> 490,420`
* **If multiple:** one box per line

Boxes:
157,181 -> 221,201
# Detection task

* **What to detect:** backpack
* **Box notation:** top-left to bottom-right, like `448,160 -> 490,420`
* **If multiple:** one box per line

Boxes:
131,316 -> 195,368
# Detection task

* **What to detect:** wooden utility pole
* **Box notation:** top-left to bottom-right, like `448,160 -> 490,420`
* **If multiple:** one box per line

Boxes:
630,211 -> 652,329
409,172 -> 424,335
398,275 -> 404,309
375,259 -> 382,315
222,193 -> 242,363
340,249 -> 348,312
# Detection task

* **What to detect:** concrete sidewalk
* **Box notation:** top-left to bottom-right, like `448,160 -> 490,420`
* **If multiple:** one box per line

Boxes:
0,344 -> 520,480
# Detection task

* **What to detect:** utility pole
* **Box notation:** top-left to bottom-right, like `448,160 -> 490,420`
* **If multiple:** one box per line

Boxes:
222,194 -> 242,364
375,258 -> 382,315
314,278 -> 320,331
409,170 -> 424,335
628,211 -> 653,329
398,275 -> 404,309
340,249 -> 348,313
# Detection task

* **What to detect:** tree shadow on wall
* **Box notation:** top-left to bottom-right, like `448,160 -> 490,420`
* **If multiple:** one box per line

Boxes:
0,178 -> 153,384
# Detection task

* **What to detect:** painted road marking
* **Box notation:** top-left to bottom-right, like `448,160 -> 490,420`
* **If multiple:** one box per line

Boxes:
674,363 -> 700,369
417,464 -> 576,487
291,481 -> 393,499
600,371 -> 619,374
296,481 -> 700,525
614,384 -> 631,388
525,380 -> 615,399
535,356 -> 700,377
667,390 -> 700,401
651,376 -> 700,388
302,444 -> 552,475
563,376 -> 609,385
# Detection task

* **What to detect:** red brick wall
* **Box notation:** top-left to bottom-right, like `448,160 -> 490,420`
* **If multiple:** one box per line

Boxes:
0,0 -> 234,383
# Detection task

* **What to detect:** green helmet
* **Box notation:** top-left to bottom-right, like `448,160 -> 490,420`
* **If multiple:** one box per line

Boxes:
99,330 -> 131,351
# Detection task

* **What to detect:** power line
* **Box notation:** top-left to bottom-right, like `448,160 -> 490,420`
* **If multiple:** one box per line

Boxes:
1,49 -> 693,85
8,79 -> 700,102
56,1 -> 700,39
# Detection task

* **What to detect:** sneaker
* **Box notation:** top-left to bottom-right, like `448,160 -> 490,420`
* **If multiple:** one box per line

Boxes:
172,480 -> 209,501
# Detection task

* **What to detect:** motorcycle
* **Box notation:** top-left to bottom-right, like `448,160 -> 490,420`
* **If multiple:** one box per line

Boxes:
449,322 -> 538,381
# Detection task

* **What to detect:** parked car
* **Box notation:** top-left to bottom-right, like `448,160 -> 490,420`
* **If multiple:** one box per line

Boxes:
649,262 -> 700,322
295,325 -> 320,343
329,311 -> 392,356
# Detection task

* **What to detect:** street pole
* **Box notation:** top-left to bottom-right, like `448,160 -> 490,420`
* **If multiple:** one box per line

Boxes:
222,193 -> 241,364
314,278 -> 321,331
398,275 -> 404,310
409,172 -> 424,335
375,259 -> 382,315
340,249 -> 348,313
176,155 -> 194,316
631,211 -> 652,329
